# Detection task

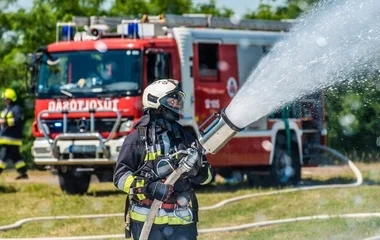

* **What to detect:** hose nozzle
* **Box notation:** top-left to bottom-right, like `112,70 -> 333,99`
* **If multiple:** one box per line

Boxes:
198,108 -> 244,154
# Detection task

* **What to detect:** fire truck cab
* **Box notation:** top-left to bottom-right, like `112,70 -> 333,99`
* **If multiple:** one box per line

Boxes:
28,14 -> 326,194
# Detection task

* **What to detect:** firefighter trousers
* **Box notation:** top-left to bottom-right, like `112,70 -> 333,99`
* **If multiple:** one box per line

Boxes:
130,220 -> 197,240
0,145 -> 27,175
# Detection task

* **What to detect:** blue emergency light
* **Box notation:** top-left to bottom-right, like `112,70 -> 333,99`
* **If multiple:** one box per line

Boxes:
127,23 -> 139,38
54,122 -> 63,127
61,25 -> 75,41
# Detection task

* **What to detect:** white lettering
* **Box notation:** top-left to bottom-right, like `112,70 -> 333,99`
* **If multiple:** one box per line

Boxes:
204,99 -> 220,109
56,101 -> 62,111
84,100 -> 89,110
97,99 -> 104,109
212,99 -> 220,109
77,100 -> 85,110
69,101 -> 77,110
205,99 -> 210,109
48,101 -> 55,111
63,101 -> 69,110
89,100 -> 97,110
103,100 -> 111,109
112,99 -> 119,109
47,99 -> 120,111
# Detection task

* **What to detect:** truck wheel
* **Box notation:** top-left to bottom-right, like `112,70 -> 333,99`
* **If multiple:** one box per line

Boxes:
270,148 -> 301,186
95,171 -> 113,182
246,171 -> 271,187
58,170 -> 91,195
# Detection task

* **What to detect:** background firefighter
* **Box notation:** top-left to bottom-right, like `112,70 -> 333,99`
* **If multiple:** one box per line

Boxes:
113,79 -> 213,240
0,88 -> 28,179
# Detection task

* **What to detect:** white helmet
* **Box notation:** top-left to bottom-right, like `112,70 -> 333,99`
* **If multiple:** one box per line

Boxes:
142,79 -> 185,115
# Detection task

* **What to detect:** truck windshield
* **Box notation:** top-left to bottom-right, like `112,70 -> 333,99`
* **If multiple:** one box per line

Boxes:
36,49 -> 142,98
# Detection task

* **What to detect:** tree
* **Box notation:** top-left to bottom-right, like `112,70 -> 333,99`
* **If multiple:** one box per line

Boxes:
192,0 -> 234,17
40,0 -> 108,20
109,0 -> 149,17
325,79 -> 380,160
0,0 -> 115,166
149,0 -> 192,15
244,0 -> 320,20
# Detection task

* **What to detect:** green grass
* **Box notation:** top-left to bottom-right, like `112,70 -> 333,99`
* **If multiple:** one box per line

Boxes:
1,163 -> 380,239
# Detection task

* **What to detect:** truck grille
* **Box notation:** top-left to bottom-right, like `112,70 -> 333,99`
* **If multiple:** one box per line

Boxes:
61,151 -> 108,160
42,118 -> 120,133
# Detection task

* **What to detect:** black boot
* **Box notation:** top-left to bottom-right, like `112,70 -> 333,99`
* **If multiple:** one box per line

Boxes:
15,173 -> 28,180
15,164 -> 28,180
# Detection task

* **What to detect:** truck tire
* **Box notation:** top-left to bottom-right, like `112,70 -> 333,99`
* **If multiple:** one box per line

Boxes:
270,131 -> 301,186
246,170 -> 271,187
95,171 -> 114,182
58,169 -> 91,195
270,147 -> 301,186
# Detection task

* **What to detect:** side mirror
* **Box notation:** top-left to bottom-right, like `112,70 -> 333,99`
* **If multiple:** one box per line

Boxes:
25,53 -> 35,66
33,46 -> 60,65
24,53 -> 40,94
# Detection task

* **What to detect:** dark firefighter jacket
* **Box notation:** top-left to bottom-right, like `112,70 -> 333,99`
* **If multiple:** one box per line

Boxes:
113,114 -> 213,225
0,104 -> 24,146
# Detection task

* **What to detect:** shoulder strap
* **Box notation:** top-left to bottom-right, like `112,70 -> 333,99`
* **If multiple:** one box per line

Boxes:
132,125 -> 149,175
137,125 -> 147,143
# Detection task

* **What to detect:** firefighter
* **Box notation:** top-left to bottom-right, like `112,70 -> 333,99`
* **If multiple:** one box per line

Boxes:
114,79 -> 213,240
0,88 -> 28,179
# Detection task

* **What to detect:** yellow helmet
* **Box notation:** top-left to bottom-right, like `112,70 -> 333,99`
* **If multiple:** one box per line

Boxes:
2,88 -> 17,102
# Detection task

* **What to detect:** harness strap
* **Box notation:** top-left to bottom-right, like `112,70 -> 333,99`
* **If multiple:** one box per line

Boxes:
135,199 -> 177,210
137,124 -> 148,143
190,191 -> 199,222
150,120 -> 156,149
133,125 -> 149,175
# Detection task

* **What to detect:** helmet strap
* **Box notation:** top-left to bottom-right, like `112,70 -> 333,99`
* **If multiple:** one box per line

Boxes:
148,107 -> 179,122
160,106 -> 179,122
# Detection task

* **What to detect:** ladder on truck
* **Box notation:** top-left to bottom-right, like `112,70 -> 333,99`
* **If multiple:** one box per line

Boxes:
83,14 -> 294,31
57,14 -> 295,41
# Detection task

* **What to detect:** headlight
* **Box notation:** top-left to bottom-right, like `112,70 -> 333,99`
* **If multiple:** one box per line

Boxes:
119,120 -> 134,132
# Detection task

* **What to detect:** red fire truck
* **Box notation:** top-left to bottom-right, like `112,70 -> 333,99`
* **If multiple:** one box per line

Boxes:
27,14 -> 326,194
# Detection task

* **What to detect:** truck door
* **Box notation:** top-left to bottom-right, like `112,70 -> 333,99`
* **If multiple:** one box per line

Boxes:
144,47 -> 181,86
192,41 -> 239,126
146,50 -> 171,84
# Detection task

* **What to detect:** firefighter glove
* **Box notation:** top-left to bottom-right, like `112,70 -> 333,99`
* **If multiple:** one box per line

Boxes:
146,181 -> 174,202
178,147 -> 200,173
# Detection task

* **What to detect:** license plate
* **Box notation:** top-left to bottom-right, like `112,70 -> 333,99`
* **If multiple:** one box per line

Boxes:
69,145 -> 97,153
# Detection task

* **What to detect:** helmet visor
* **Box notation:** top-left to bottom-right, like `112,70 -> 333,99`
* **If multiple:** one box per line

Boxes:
159,92 -> 185,114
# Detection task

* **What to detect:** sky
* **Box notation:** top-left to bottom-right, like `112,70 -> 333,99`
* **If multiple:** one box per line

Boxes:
12,0 -> 288,16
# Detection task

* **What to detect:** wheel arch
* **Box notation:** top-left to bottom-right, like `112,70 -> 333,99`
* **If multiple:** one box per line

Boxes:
269,120 -> 303,165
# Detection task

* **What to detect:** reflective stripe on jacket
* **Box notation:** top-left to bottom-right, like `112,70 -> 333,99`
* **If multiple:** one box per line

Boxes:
0,104 -> 23,145
130,205 -> 193,225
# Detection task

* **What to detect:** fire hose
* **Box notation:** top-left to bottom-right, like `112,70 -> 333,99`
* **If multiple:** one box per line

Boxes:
364,235 -> 380,240
0,145 -> 375,240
